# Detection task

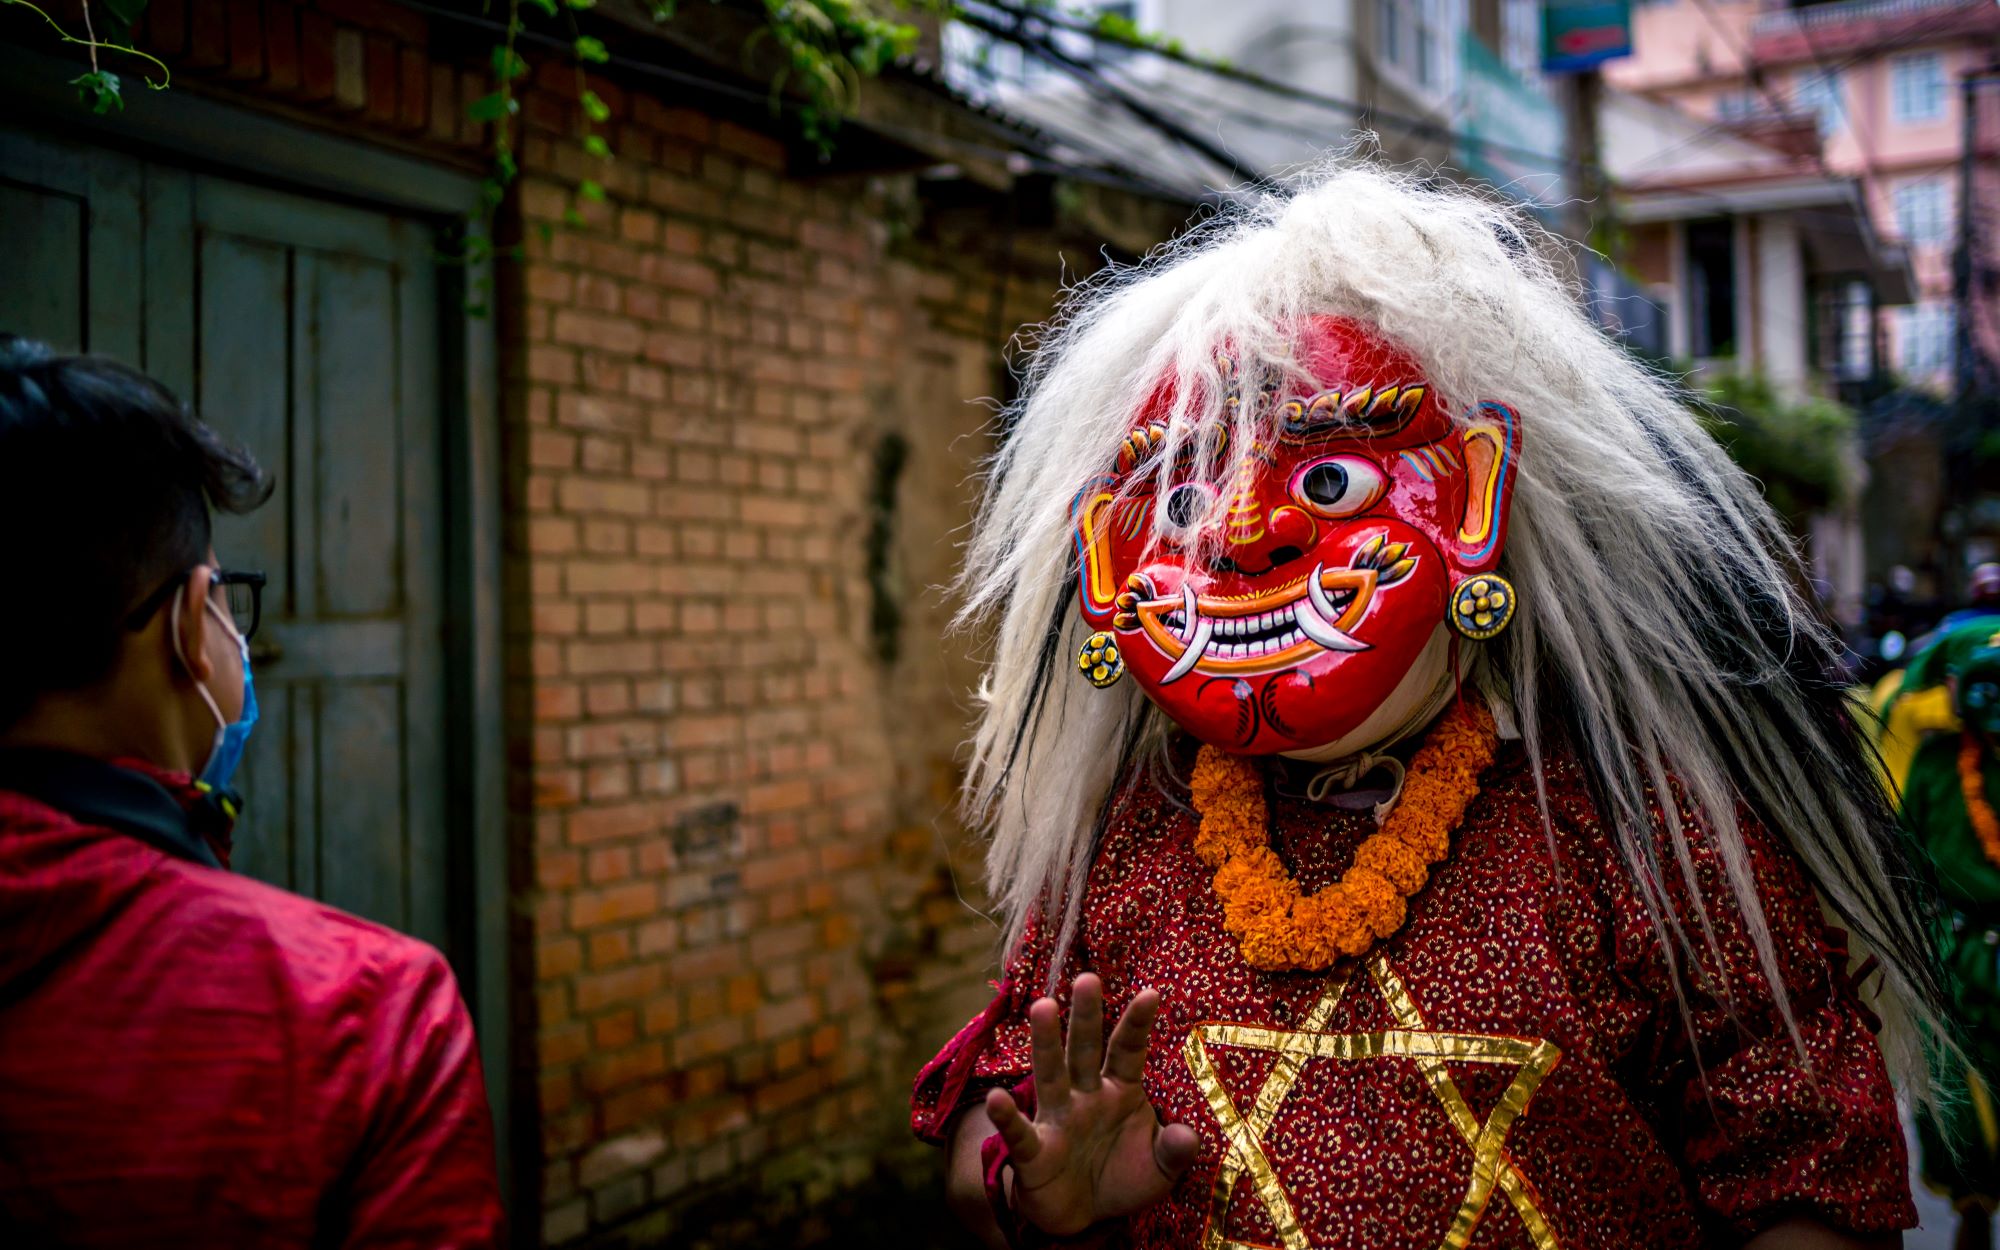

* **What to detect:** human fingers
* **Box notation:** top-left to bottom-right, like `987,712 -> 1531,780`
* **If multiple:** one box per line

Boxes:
985,1086 -> 1043,1166
1068,974 -> 1105,1094
1152,1122 -> 1199,1181
1028,996 -> 1071,1110
1102,986 -> 1161,1085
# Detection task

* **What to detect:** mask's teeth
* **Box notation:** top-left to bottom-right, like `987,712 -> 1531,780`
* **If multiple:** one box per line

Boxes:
1161,613 -> 1212,684
1295,595 -> 1368,653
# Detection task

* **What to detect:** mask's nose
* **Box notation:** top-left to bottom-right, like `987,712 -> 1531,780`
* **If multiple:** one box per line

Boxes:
1221,449 -> 1316,572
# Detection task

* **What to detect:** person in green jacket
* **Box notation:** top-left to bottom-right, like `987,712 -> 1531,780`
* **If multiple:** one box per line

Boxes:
1895,619 -> 2000,1249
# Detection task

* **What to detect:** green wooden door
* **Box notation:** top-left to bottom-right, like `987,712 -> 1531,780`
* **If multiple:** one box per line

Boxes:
0,128 -> 453,954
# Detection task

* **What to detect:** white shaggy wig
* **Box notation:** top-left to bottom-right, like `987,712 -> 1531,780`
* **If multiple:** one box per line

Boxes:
955,160 -> 1948,1090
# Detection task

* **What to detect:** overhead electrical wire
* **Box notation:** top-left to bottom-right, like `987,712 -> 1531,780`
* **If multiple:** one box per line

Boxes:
951,3 -> 1258,180
958,0 -> 1592,177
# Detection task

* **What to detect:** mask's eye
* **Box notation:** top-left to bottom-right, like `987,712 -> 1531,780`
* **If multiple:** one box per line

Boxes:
1162,482 -> 1217,540
1290,456 -> 1385,519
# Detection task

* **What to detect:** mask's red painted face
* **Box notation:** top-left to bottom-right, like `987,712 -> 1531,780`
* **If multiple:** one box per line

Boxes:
1074,316 -> 1520,753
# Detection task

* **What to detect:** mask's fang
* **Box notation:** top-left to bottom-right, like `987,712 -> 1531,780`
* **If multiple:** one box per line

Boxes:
1300,566 -> 1369,652
1162,612 -> 1212,684
1176,584 -> 1199,644
1305,563 -> 1344,626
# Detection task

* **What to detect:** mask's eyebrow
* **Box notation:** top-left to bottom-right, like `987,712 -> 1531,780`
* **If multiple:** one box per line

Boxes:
1277,382 -> 1426,439
1113,418 -> 1232,476
1114,422 -> 1166,474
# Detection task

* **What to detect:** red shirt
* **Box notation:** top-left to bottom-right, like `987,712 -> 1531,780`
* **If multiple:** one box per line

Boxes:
0,760 -> 504,1248
915,744 -> 1914,1248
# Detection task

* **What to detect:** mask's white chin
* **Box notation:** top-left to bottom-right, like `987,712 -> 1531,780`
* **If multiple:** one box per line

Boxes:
1280,624 -> 1460,764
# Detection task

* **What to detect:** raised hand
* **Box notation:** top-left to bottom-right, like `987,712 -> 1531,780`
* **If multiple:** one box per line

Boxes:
983,973 -> 1201,1236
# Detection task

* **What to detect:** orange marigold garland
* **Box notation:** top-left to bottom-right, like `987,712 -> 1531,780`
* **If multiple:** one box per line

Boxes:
1191,699 -> 1500,971
1957,732 -> 2000,870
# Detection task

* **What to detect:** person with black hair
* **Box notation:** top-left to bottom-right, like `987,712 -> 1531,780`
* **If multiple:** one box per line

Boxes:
0,338 -> 503,1247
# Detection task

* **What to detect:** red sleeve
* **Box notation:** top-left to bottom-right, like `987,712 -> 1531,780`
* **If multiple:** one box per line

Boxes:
911,909 -> 1080,1145
335,942 -> 505,1249
1584,791 -> 1915,1240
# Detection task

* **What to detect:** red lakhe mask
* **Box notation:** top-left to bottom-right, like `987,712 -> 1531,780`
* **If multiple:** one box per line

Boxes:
1072,315 -> 1521,754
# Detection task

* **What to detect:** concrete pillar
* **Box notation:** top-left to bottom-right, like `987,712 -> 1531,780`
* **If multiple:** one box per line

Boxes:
1755,212 -> 1809,398
1733,214 -> 1757,367
1665,219 -> 1690,361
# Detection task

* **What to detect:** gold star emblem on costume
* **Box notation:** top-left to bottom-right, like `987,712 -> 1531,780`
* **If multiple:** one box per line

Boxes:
1182,956 -> 1564,1250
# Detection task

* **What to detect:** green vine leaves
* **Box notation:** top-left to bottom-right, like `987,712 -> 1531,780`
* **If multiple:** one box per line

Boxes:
3,0 -> 171,112
451,0 -> 924,312
8,0 -> 923,287
738,0 -> 923,151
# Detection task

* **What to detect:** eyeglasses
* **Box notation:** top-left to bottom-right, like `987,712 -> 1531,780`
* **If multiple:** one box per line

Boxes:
124,567 -> 267,642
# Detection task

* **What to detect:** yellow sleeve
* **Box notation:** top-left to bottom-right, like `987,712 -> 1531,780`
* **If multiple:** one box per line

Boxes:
1871,672 -> 1957,803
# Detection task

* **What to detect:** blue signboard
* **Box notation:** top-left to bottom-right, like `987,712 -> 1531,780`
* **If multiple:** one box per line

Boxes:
1541,0 -> 1632,73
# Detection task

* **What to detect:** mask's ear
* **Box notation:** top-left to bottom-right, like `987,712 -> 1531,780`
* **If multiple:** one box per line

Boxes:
1073,484 -> 1121,629
1448,402 -> 1521,577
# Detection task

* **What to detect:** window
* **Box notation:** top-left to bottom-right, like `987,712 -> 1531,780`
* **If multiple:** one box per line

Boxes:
1378,0 -> 1459,94
1898,302 -> 1956,375
1894,179 -> 1951,246
1891,52 -> 1947,123
1839,282 -> 1873,379
1417,0 -> 1442,87
1378,0 -> 1403,67
1087,1 -> 1139,65
1715,92 -> 1758,122
1501,0 -> 1540,84
1686,219 -> 1738,359
1814,280 -> 1875,381
943,25 -> 1047,87
1792,69 -> 1844,136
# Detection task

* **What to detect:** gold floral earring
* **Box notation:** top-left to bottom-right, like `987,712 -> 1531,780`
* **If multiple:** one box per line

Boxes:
1077,632 -> 1125,687
1447,574 -> 1516,640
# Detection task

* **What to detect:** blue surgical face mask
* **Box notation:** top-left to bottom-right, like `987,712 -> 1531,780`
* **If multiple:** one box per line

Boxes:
172,592 -> 259,792
200,605 -> 259,792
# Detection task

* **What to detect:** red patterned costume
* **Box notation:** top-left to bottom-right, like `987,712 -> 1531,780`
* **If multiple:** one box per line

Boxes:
916,744 -> 1912,1248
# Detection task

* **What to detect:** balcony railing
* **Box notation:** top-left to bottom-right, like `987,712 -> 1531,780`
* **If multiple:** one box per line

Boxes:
1752,0 -> 1984,37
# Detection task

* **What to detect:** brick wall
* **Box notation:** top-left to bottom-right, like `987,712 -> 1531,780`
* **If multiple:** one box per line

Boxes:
78,4 -> 1116,1243
507,88 -> 1064,1244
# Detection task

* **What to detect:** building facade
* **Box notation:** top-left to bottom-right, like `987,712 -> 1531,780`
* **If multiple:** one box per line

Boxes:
1607,0 -> 2000,389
